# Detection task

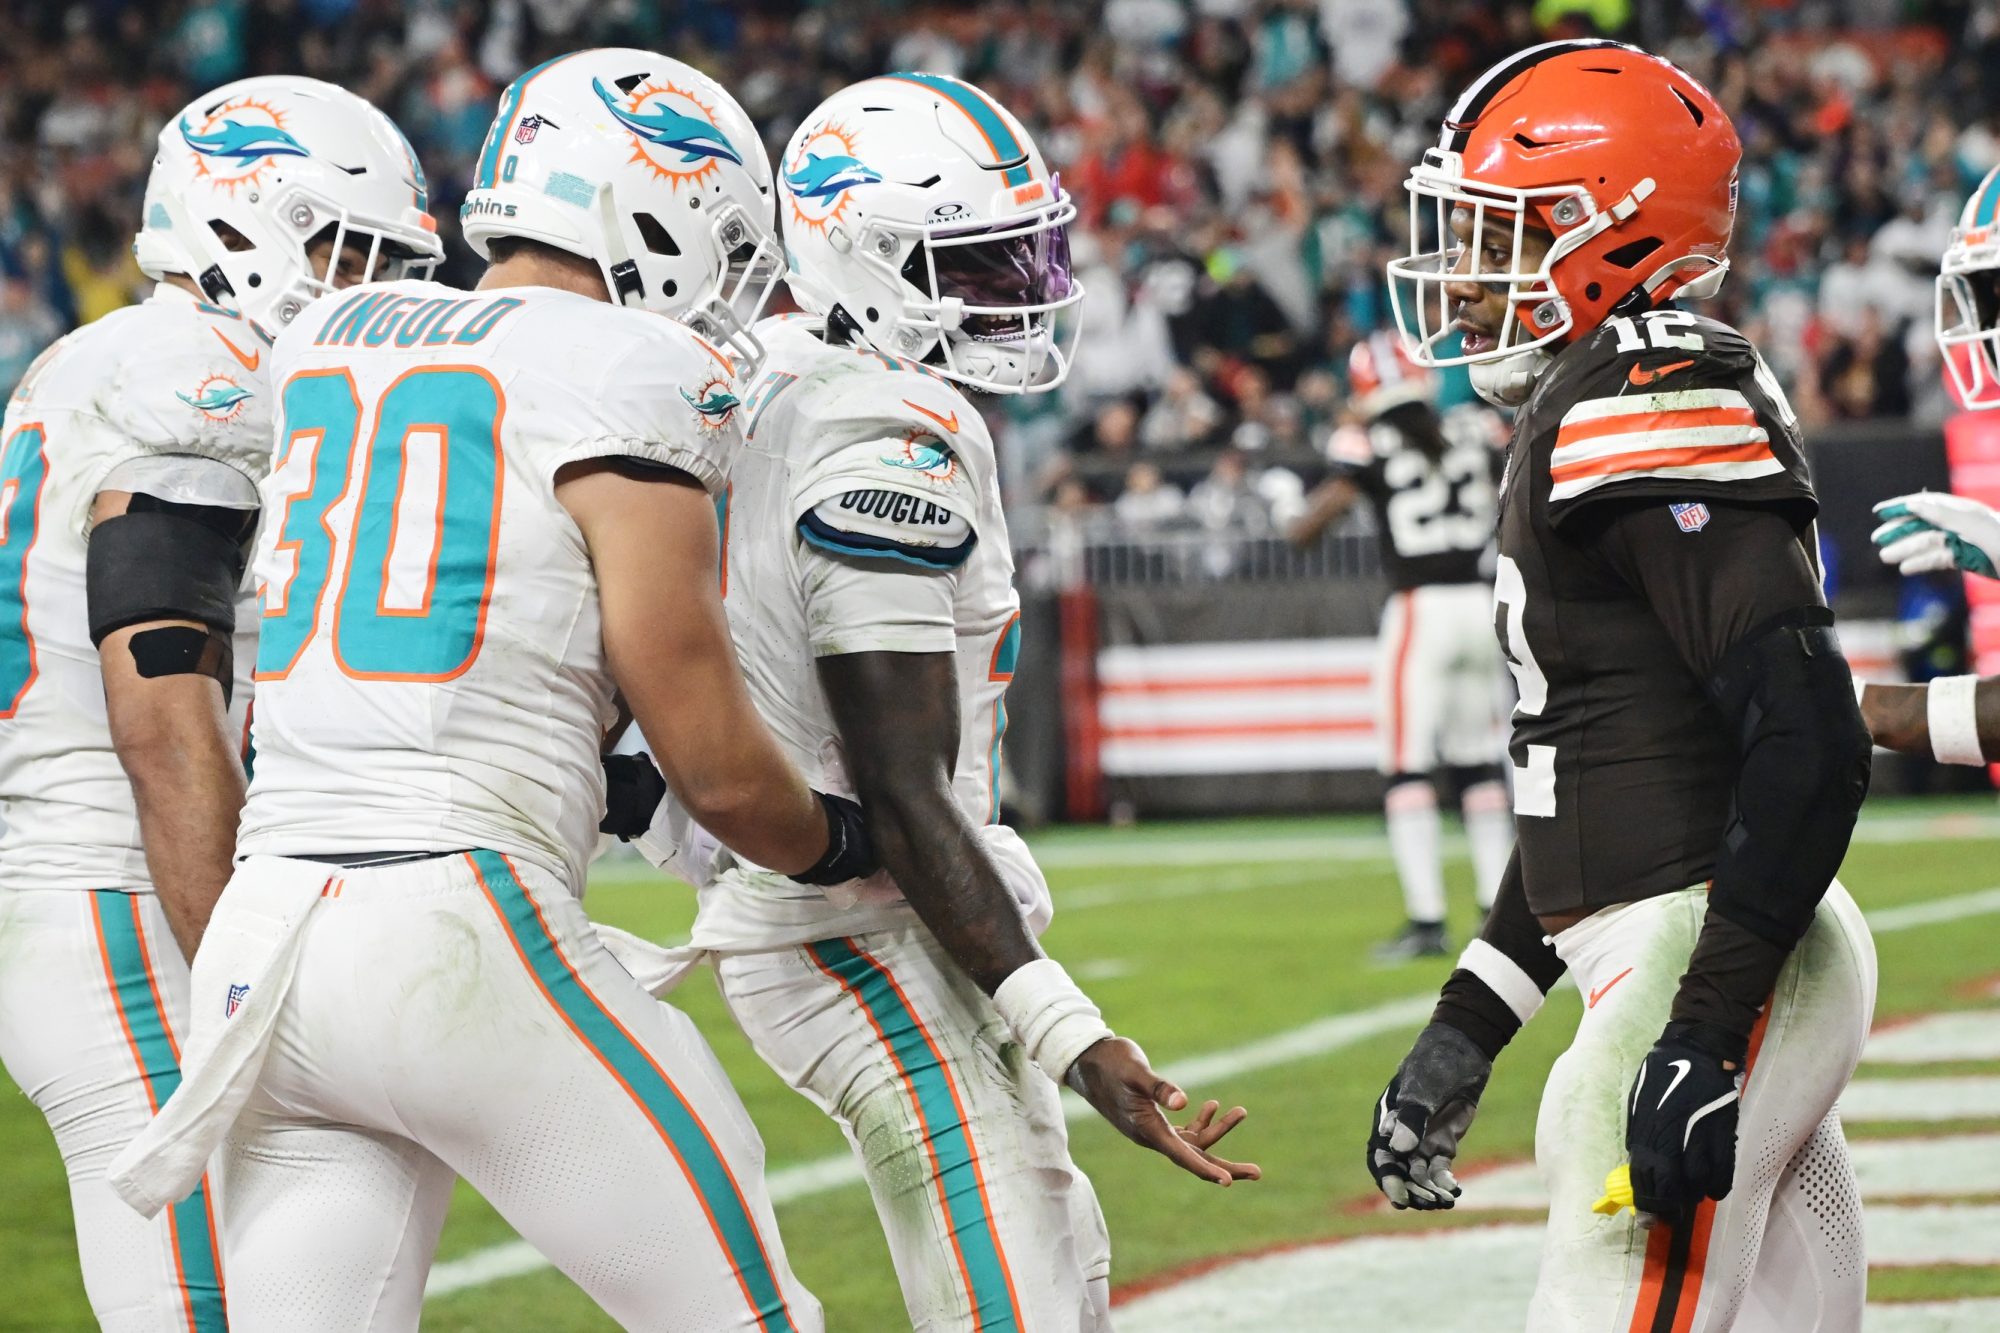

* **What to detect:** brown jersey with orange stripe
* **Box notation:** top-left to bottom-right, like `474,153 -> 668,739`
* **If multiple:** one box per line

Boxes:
1494,307 -> 1818,917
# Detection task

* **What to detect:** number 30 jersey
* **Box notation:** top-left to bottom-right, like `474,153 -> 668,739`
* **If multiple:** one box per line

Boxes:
0,286 -> 269,893
1495,309 -> 1819,917
235,280 -> 741,890
1326,403 -> 1501,590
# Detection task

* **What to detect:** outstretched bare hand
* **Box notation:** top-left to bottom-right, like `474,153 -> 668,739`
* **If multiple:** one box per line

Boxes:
1066,1037 -> 1262,1186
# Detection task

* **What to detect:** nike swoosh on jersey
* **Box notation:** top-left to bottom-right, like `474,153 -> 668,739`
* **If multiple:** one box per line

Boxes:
903,400 -> 960,434
1656,1057 -> 1693,1109
1627,358 -> 1694,387
211,328 -> 260,371
1587,966 -> 1634,1009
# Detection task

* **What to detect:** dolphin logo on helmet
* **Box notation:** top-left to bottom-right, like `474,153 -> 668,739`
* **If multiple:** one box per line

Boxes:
591,78 -> 742,166
783,153 -> 882,201
180,117 -> 311,163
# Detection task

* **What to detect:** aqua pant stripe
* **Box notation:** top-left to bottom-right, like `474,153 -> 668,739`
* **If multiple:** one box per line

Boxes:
91,890 -> 227,1333
467,850 -> 797,1333
806,936 -> 1022,1331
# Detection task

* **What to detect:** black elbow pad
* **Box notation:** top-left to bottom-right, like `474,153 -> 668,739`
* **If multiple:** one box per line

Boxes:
86,507 -> 245,646
1706,607 -> 1872,948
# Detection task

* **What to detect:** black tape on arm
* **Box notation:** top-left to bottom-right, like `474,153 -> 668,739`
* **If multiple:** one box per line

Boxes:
1676,605 -> 1872,1038
1431,848 -> 1568,1060
86,510 -> 243,646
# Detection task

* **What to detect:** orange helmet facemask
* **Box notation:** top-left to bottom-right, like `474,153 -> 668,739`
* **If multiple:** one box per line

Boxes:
1386,39 -> 1742,406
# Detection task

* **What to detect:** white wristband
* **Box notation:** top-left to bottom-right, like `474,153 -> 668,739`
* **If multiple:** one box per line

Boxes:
1929,675 -> 1986,766
993,958 -> 1115,1081
1457,938 -> 1547,1027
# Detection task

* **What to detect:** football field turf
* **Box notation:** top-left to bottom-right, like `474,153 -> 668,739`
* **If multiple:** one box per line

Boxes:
4,799 -> 1999,1330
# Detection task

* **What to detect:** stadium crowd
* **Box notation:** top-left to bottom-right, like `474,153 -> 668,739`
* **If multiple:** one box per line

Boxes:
0,0 -> 1989,537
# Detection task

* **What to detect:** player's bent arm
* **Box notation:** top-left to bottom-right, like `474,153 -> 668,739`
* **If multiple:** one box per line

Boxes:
89,488 -> 253,959
1285,476 -> 1360,549
817,649 -> 1044,994
1367,849 -> 1564,1210
1857,677 -> 2000,764
1608,497 -> 1871,1022
556,459 -> 842,879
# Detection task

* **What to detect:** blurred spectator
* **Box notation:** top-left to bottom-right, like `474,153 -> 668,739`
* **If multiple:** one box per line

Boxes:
0,268 -> 60,398
1112,461 -> 1187,530
0,0 -> 1986,535
1139,367 -> 1225,451
1188,449 -> 1271,535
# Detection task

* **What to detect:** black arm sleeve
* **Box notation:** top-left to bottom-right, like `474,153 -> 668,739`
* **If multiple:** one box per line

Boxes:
1598,500 -> 1871,1049
1431,848 -> 1568,1060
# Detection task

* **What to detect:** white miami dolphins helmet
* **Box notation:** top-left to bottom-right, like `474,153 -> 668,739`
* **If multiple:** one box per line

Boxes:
459,49 -> 780,364
1938,162 -> 2000,409
778,73 -> 1083,394
134,76 -> 441,341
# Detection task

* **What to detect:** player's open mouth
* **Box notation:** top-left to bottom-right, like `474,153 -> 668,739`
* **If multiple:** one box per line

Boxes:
1457,325 -> 1497,355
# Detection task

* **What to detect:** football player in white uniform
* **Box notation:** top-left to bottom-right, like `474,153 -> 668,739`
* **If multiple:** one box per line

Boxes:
651,74 -> 1258,1333
1865,160 -> 2000,765
0,76 -> 439,1331
107,51 -> 864,1331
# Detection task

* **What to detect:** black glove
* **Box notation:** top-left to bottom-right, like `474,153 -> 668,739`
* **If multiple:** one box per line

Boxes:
599,753 -> 667,840
1626,1019 -> 1745,1221
787,792 -> 878,886
1367,1021 -> 1492,1210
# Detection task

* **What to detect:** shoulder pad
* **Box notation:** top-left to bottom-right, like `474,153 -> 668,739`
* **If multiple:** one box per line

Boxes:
798,488 -> 976,570
101,302 -> 275,483
536,306 -> 744,495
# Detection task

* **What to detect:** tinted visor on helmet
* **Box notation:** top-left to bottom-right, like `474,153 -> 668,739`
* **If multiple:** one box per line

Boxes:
903,211 -> 1075,338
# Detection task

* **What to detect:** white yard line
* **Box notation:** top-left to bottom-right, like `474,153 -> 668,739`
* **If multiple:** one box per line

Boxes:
425,884 -> 2000,1302
1866,1010 -> 2000,1065
1112,1220 -> 2000,1331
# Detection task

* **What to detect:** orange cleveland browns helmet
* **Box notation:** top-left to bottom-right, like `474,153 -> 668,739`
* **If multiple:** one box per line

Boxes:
1386,39 -> 1741,405
1347,331 -> 1436,419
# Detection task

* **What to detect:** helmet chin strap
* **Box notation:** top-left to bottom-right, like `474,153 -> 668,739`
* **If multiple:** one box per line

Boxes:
1469,346 -> 1551,408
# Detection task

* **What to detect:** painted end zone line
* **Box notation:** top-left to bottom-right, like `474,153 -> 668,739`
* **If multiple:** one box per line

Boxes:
424,886 -> 2000,1302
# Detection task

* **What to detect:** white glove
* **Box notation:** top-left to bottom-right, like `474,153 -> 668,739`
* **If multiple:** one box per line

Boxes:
1873,492 -> 2000,578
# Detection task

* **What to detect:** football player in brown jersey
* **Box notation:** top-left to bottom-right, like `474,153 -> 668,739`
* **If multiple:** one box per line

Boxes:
1364,40 -> 1876,1332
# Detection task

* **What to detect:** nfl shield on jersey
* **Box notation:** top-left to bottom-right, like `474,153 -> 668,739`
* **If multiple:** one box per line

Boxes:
0,284 -> 271,1333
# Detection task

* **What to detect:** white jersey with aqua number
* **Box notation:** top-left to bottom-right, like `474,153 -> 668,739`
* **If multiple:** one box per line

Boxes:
690,315 -> 1021,951
0,285 -> 268,893
234,280 -> 741,890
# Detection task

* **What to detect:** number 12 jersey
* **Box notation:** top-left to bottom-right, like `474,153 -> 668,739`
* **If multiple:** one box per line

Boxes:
1494,309 -> 1820,917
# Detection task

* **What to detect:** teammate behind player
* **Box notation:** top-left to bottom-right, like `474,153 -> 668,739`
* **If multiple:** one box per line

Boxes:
1367,42 -> 1875,1330
642,74 -> 1257,1331
1287,333 -> 1511,959
0,76 -> 439,1331
109,51 -> 861,1330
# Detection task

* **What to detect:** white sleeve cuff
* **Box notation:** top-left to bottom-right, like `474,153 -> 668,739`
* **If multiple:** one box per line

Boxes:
1457,938 -> 1547,1027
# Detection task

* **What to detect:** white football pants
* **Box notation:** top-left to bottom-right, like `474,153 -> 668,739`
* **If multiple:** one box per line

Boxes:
202,850 -> 819,1332
717,925 -> 1112,1332
1531,883 -> 1876,1332
0,886 -> 226,1332
1375,582 -> 1508,776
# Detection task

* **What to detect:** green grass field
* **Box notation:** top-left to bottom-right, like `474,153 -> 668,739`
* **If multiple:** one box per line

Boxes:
4,800 -> 1998,1330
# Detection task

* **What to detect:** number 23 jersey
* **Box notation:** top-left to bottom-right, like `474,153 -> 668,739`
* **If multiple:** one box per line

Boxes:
236,281 -> 740,889
1495,309 -> 1817,917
